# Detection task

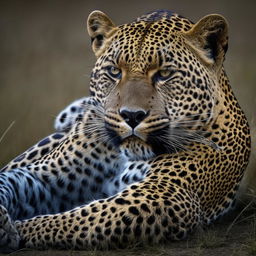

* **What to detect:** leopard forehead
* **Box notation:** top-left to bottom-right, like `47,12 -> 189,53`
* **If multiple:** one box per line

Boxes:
100,13 -> 193,71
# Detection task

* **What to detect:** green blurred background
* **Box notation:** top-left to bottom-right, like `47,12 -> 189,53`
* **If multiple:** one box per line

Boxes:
0,0 -> 255,175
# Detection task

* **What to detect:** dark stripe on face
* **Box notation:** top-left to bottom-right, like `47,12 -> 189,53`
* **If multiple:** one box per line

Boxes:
146,125 -> 178,155
105,122 -> 122,147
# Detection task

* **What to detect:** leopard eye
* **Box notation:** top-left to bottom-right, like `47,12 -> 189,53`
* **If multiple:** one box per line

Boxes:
156,69 -> 175,81
152,68 -> 176,84
159,69 -> 172,78
106,66 -> 122,79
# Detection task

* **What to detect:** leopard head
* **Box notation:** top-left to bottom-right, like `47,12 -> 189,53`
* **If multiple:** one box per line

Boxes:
87,10 -> 228,160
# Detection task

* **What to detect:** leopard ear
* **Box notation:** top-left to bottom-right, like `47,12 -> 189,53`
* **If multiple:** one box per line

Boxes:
184,14 -> 228,69
87,11 -> 116,56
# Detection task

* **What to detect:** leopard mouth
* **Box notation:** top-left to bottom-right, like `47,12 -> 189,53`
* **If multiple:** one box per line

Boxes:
105,125 -> 144,147
105,123 -> 174,156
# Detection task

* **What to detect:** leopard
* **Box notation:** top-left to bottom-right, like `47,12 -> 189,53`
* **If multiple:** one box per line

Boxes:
54,97 -> 92,132
0,9 -> 251,252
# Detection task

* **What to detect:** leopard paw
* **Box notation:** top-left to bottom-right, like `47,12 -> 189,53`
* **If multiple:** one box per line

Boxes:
0,205 -> 20,253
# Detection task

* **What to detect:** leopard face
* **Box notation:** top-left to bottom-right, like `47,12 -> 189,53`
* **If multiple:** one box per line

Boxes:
87,10 -> 228,160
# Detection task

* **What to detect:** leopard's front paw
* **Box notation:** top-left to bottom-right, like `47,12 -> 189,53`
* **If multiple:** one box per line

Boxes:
0,205 -> 20,253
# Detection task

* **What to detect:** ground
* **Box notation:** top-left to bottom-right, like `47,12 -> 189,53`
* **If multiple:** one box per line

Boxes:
0,0 -> 255,255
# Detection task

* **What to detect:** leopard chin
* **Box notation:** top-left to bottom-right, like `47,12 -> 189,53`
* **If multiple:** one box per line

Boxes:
120,137 -> 155,161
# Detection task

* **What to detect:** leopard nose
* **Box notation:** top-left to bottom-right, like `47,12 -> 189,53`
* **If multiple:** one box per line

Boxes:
120,109 -> 148,129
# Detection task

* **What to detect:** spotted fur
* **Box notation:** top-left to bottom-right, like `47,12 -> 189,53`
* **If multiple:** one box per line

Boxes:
54,97 -> 90,132
0,10 -> 251,252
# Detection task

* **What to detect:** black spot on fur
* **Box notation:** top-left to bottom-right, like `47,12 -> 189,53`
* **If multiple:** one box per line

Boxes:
27,150 -> 38,160
38,138 -> 50,147
128,206 -> 139,215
